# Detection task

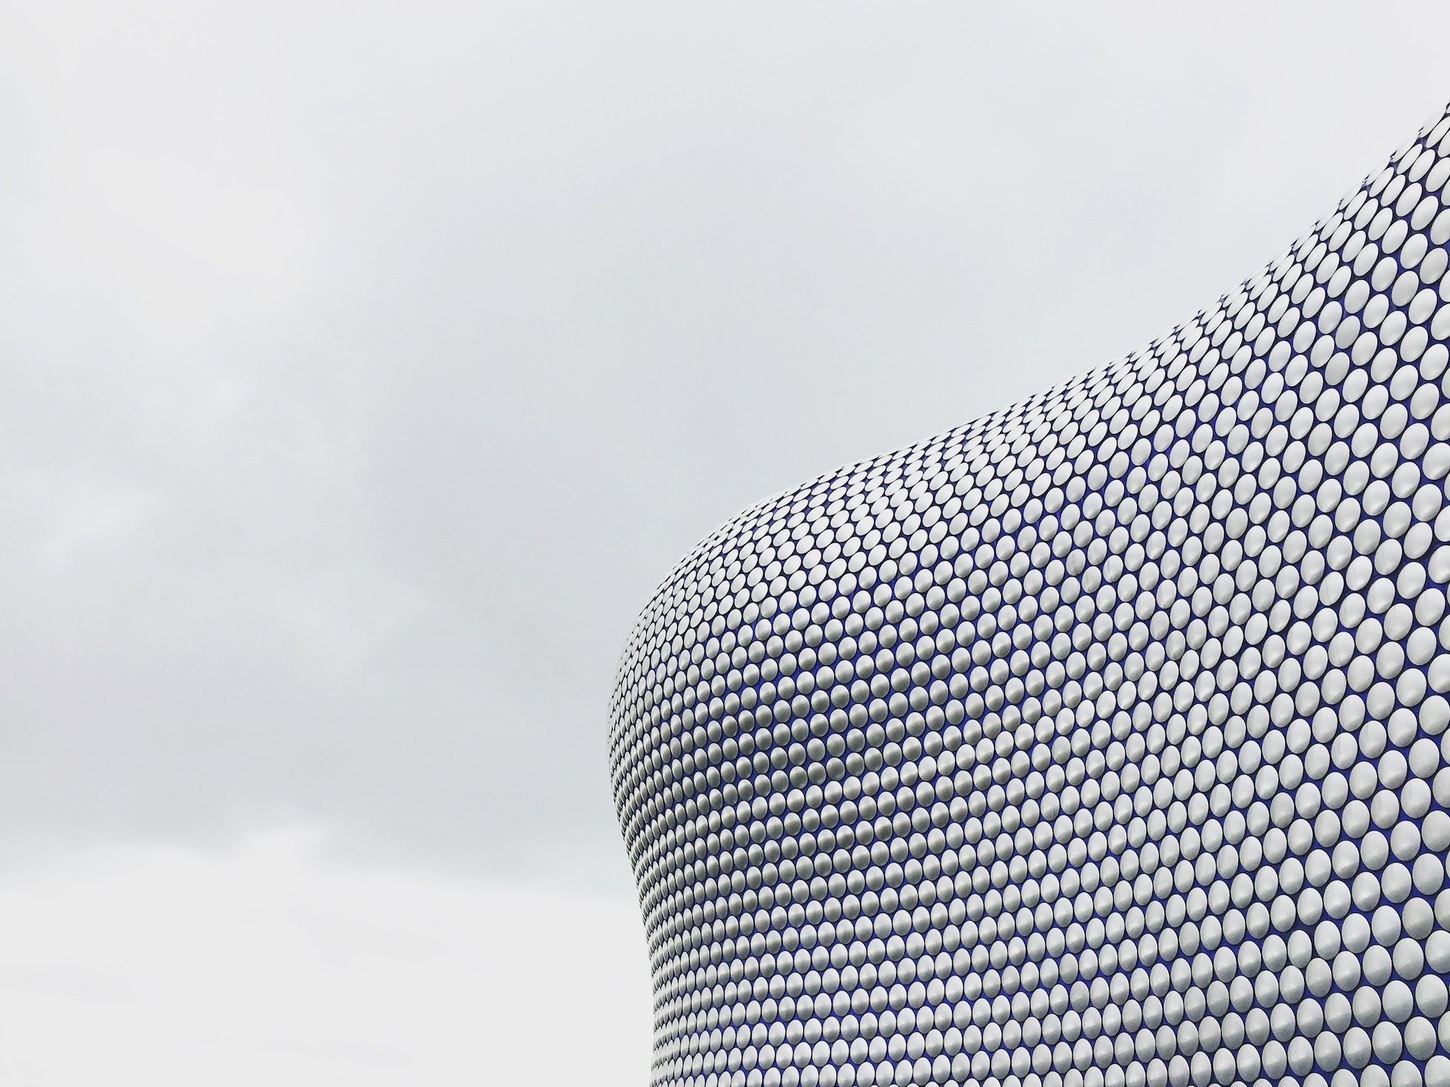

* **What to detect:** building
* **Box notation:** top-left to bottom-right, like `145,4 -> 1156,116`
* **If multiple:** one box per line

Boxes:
609,105 -> 1450,1087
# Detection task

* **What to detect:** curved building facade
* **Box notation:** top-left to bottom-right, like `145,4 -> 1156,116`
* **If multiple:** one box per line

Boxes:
609,105 -> 1450,1087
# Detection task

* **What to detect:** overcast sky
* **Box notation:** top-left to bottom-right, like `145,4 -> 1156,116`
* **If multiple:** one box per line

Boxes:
1,2 -> 1450,1082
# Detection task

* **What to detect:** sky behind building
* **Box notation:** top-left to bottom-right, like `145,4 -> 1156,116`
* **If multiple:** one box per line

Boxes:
1,2 -> 1449,1082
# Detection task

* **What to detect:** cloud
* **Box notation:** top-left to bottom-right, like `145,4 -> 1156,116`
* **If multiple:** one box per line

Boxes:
0,829 -> 651,1085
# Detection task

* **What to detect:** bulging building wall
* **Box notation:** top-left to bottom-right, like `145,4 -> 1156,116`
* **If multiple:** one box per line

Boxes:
609,104 -> 1450,1087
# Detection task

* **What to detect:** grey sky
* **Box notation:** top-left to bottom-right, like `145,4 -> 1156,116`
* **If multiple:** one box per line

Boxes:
1,1 -> 1448,894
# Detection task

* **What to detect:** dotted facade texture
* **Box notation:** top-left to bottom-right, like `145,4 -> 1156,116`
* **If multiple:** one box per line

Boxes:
608,106 -> 1450,1087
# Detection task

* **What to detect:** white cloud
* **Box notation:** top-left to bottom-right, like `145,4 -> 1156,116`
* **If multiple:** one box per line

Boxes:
0,0 -> 326,349
0,831 -> 652,1085
9,146 -> 322,347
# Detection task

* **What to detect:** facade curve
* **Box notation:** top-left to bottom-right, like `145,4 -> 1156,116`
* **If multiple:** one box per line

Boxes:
609,105 -> 1450,1087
